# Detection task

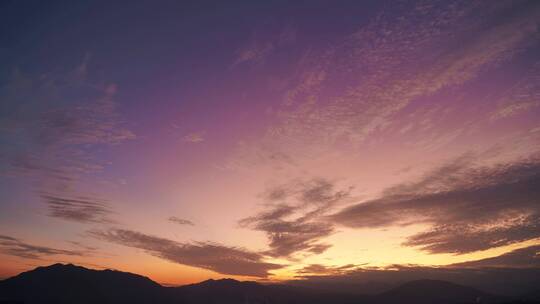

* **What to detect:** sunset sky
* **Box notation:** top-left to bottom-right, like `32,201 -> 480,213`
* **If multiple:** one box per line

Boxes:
1,0 -> 540,287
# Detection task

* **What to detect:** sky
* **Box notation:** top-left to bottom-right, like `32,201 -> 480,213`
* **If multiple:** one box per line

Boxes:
0,0 -> 539,290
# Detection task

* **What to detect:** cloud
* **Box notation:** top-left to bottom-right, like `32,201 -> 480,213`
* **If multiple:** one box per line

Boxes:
233,42 -> 274,66
228,0 -> 540,170
168,216 -> 195,226
291,245 -> 540,296
331,155 -> 540,254
297,263 -> 361,275
222,141 -> 296,173
0,235 -> 84,259
182,132 -> 205,143
0,59 -> 136,235
240,178 -> 352,258
450,244 -> 540,268
403,217 -> 540,254
490,61 -> 540,120
233,26 -> 296,66
34,84 -> 133,147
0,60 -> 135,204
41,193 -> 114,224
89,228 -> 282,277
66,241 -> 99,252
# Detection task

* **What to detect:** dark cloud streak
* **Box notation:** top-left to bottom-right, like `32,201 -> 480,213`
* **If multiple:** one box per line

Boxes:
450,244 -> 540,268
240,178 -> 352,258
0,235 -> 84,260
89,228 -> 281,277
331,156 -> 540,254
42,194 -> 114,224
168,217 -> 195,226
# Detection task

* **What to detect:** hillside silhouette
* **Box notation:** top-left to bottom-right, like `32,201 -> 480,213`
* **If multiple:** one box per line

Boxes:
375,279 -> 502,304
0,264 -> 537,304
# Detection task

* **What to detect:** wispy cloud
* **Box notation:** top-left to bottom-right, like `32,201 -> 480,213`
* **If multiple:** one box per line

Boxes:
240,178 -> 352,258
490,61 -> 540,120
0,59 -> 135,207
0,235 -> 84,259
233,42 -> 274,66
89,228 -> 282,277
231,1 -> 540,169
233,26 -> 296,66
450,245 -> 540,268
168,216 -> 194,226
297,263 -> 361,276
331,154 -> 540,254
182,131 -> 205,143
41,193 -> 114,224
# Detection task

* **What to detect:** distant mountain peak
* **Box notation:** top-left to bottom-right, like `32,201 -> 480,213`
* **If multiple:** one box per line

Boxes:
38,262 -> 77,269
7,262 -> 161,287
191,277 -> 259,288
201,278 -> 239,283
396,279 -> 471,288
379,279 -> 500,304
0,264 -> 518,304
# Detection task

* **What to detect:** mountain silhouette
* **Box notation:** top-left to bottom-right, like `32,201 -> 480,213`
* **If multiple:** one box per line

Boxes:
0,264 -> 534,304
375,279 -> 503,304
0,263 -> 167,304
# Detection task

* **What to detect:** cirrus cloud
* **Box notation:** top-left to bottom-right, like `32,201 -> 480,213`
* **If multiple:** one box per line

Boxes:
168,216 -> 195,226
240,178 -> 353,258
41,193 -> 114,224
89,228 -> 282,277
0,235 -> 84,260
